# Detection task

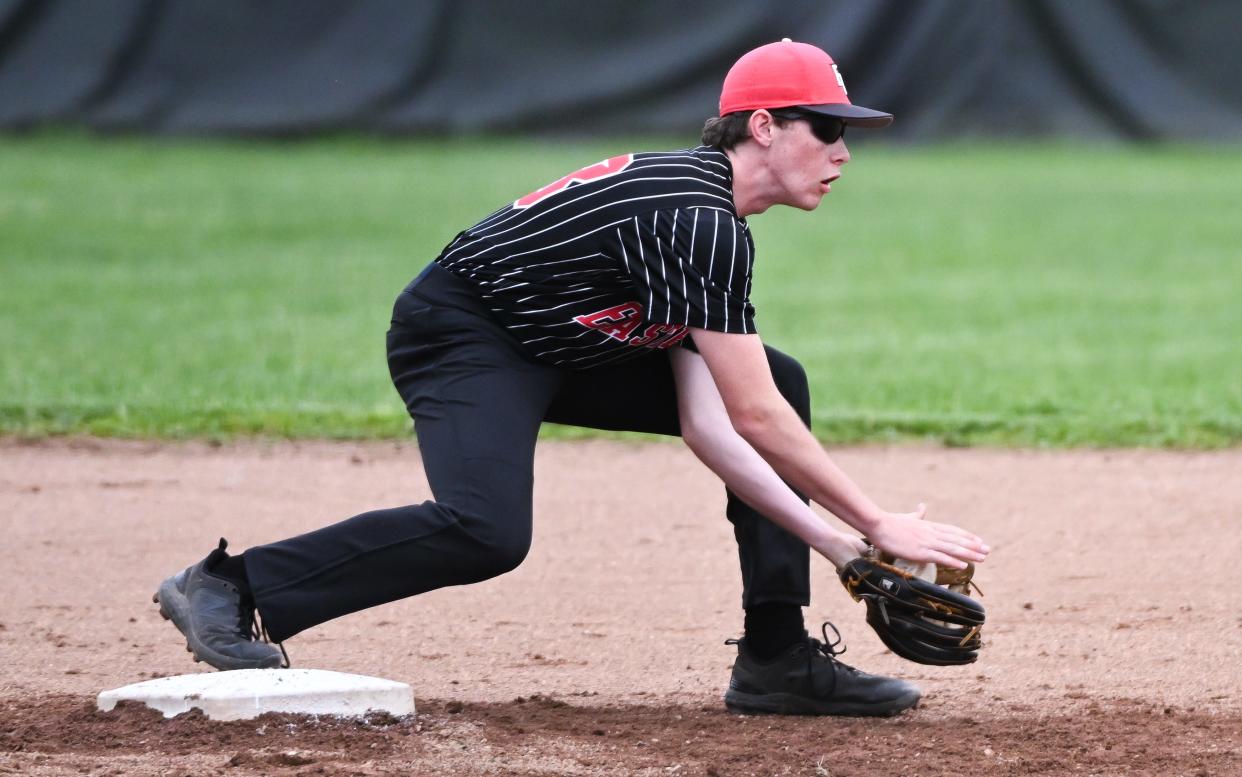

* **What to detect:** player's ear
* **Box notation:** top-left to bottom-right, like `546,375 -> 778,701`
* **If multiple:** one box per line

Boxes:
747,110 -> 777,148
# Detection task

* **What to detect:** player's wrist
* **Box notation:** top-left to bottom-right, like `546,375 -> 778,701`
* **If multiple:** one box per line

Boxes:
840,504 -> 888,536
810,528 -> 868,570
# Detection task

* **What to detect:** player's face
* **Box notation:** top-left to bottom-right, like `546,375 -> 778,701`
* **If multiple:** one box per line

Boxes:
769,116 -> 851,211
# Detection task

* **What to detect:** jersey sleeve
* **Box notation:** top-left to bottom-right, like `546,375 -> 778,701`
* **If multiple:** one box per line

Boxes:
612,207 -> 757,334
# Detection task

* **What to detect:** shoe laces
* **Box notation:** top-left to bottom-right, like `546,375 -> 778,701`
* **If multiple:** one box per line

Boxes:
812,621 -> 847,661
804,622 -> 858,696
240,594 -> 292,669
726,621 -> 859,692
211,538 -> 290,668
816,621 -> 864,672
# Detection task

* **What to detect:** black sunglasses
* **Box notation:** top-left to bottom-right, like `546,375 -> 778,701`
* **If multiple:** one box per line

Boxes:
770,109 -> 847,144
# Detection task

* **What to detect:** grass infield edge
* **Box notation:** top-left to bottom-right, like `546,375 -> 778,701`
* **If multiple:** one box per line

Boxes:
3,405 -> 1238,449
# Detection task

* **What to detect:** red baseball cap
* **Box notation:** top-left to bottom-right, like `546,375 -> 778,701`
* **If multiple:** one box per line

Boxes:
719,39 -> 893,128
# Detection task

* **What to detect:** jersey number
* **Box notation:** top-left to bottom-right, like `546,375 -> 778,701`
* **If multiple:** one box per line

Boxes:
514,154 -> 635,209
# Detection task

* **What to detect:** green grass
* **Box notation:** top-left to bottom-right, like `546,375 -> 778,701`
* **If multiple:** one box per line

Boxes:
2,133 -> 1240,446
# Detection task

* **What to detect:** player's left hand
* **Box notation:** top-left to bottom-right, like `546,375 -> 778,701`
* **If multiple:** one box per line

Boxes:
838,551 -> 985,665
864,503 -> 989,569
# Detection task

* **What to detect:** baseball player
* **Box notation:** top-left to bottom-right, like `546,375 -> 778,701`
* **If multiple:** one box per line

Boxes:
155,39 -> 989,717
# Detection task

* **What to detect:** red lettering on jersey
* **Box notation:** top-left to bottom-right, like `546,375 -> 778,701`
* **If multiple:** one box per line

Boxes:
653,326 -> 691,349
629,323 -> 688,348
575,301 -> 690,351
514,154 -> 635,209
573,302 -> 644,341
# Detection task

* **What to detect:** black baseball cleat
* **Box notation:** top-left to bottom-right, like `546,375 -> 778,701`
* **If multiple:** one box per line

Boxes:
153,538 -> 288,671
724,622 -> 921,717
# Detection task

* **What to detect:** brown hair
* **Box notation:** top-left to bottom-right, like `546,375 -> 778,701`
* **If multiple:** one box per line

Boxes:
701,110 -> 793,149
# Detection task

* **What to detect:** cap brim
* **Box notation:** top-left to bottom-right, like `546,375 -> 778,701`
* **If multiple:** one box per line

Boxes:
800,103 -> 893,128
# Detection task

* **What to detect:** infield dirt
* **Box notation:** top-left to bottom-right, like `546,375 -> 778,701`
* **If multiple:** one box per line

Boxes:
1,438 -> 1239,776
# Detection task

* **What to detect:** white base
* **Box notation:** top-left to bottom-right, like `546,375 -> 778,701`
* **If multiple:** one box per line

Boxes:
97,668 -> 415,721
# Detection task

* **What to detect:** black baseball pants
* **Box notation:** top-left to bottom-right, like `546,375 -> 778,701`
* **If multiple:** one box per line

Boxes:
245,264 -> 813,642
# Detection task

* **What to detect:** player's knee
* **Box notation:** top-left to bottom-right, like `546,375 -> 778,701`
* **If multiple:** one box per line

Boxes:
437,464 -> 534,579
462,515 -> 532,580
478,537 -> 530,579
766,348 -> 811,427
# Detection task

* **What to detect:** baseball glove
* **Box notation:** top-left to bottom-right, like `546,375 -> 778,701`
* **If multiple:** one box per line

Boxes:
838,548 -> 985,666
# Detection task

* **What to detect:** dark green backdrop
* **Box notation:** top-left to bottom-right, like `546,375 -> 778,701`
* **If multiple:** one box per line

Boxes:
1,0 -> 1239,140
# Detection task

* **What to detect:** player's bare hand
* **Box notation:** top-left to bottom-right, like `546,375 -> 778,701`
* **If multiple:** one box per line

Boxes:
866,503 -> 989,569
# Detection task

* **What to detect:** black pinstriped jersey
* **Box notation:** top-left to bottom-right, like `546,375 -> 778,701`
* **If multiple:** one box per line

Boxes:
434,146 -> 756,369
